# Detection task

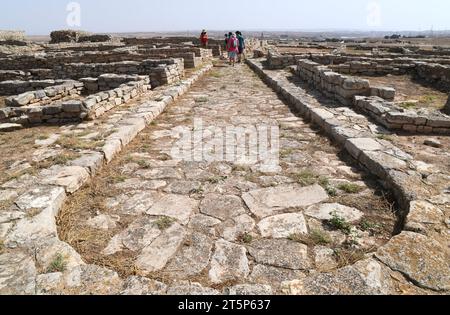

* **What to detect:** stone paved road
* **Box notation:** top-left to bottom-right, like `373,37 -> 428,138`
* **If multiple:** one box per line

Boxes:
59,62 -> 396,294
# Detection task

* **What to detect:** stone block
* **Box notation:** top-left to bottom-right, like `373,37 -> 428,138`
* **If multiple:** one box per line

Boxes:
345,138 -> 384,159
61,101 -> 83,113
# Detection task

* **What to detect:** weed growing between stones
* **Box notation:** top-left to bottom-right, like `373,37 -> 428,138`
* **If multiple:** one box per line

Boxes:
47,253 -> 67,273
34,152 -> 81,169
239,233 -> 253,244
328,212 -> 353,235
293,170 -> 317,186
56,134 -> 104,150
289,230 -> 331,246
194,96 -> 209,103
338,183 -> 364,194
207,175 -> 228,184
154,217 -> 175,230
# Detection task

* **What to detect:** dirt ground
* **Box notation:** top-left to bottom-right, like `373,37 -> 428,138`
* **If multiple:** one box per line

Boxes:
0,125 -> 63,185
360,74 -> 448,109
389,133 -> 450,173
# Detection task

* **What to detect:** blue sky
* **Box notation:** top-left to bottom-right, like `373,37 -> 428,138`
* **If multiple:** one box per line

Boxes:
1,0 -> 449,35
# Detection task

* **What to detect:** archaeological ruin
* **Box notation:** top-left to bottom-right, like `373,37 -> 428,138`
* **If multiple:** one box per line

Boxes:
0,30 -> 448,297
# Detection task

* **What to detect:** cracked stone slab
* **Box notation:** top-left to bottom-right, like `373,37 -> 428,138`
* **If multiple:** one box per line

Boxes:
0,189 -> 18,202
103,216 -> 162,255
120,276 -> 167,295
15,185 -> 66,213
188,214 -> 221,237
406,200 -> 444,225
305,203 -> 364,223
135,223 -> 187,274
282,258 -> 399,295
0,251 -> 36,295
345,138 -> 385,159
314,246 -> 338,272
166,281 -> 220,295
136,168 -> 183,180
257,213 -> 308,238
164,232 -> 213,279
40,166 -> 90,194
218,214 -> 256,242
224,284 -> 273,295
247,239 -> 311,270
34,237 -> 85,271
375,232 -> 450,291
200,194 -> 246,221
209,239 -> 250,284
62,265 -> 123,295
248,265 -> 305,287
70,151 -> 104,175
163,180 -> 202,195
1,174 -> 37,190
242,184 -> 328,218
106,191 -> 162,215
36,272 -> 64,295
114,178 -> 167,191
146,194 -> 198,225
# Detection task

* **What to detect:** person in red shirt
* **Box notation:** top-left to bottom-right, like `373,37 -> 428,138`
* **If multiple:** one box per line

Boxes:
200,30 -> 208,48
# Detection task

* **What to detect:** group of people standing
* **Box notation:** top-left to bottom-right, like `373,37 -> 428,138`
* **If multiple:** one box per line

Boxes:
224,32 -> 245,66
199,30 -> 246,66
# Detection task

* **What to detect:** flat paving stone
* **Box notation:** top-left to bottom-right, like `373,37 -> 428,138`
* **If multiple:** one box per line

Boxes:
106,191 -> 162,215
257,213 -> 308,238
305,203 -> 364,223
375,232 -> 450,291
209,239 -> 250,284
248,265 -> 305,286
218,214 -> 256,242
103,217 -> 162,255
135,223 -> 187,274
242,184 -> 329,218
224,284 -> 273,295
164,232 -> 213,279
200,194 -> 246,221
247,239 -> 311,270
146,194 -> 199,225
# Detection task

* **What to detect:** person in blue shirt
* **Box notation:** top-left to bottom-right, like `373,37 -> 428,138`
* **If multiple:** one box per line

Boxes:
236,31 -> 246,63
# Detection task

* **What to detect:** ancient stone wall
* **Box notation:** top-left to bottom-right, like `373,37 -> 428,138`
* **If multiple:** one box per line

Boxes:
354,96 -> 450,134
80,74 -> 148,93
330,60 -> 413,76
50,30 -> 90,44
0,30 -> 25,41
4,81 -> 83,107
443,95 -> 450,115
0,79 -> 73,95
81,78 -> 150,119
0,77 -> 150,125
415,62 -> 450,92
267,50 -> 450,92
266,50 -> 298,69
50,58 -> 184,87
296,59 -> 395,106
0,48 -> 210,71
122,36 -> 199,46
0,70 -> 31,81
49,30 -> 112,44
78,35 -> 113,43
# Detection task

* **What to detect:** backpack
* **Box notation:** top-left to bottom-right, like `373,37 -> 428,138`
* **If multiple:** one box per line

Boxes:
230,38 -> 237,48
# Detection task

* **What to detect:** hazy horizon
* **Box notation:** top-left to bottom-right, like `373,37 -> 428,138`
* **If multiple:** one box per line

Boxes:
1,0 -> 449,36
